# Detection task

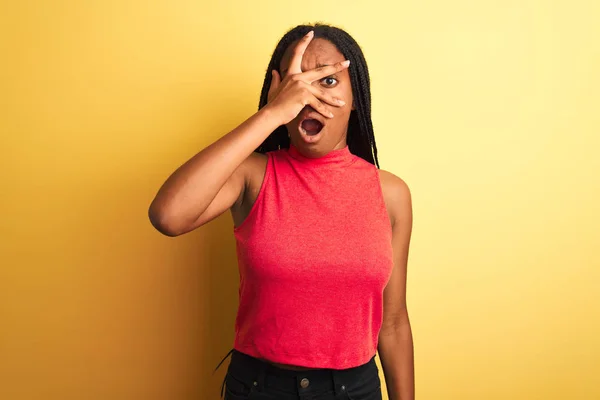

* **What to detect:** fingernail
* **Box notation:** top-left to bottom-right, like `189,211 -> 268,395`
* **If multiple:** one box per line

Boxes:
329,112 -> 334,118
338,99 -> 346,105
306,30 -> 314,37
342,60 -> 350,67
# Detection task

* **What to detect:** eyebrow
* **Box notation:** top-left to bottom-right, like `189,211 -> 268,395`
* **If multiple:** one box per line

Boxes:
281,63 -> 333,76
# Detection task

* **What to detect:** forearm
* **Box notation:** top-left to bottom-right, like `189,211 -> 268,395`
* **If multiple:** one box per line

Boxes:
378,319 -> 415,400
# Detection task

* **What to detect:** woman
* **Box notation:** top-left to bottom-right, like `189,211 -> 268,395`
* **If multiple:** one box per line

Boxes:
149,24 -> 414,400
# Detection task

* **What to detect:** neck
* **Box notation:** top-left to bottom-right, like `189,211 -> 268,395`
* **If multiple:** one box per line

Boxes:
287,143 -> 354,167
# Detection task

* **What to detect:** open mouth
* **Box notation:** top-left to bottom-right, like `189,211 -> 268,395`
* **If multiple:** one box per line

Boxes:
300,118 -> 324,136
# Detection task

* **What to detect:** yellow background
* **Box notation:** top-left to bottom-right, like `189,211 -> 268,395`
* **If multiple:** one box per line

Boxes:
1,1 -> 599,399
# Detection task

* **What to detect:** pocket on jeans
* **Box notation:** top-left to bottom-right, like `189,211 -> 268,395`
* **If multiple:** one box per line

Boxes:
345,386 -> 382,400
344,371 -> 382,400
224,372 -> 253,399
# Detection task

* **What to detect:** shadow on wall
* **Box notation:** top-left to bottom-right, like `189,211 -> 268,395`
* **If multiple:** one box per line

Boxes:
142,102 -> 251,398
57,91 -> 256,398
70,151 -> 243,398
141,212 -> 239,399
202,213 -> 240,397
141,101 -> 253,399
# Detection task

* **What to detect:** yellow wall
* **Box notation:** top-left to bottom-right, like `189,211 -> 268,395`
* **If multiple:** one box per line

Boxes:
1,1 -> 599,399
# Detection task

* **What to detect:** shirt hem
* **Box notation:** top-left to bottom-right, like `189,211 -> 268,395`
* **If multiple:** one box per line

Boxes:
233,343 -> 376,370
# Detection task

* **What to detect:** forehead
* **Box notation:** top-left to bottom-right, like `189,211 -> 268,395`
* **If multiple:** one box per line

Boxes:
280,38 -> 345,72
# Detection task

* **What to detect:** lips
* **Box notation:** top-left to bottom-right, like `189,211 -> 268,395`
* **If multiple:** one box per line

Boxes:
301,119 -> 324,135
298,108 -> 326,142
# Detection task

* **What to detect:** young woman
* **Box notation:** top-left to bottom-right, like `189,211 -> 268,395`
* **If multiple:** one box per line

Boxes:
149,24 -> 414,400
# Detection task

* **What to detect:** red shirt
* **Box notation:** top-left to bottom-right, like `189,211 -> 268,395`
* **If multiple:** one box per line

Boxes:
233,144 -> 393,369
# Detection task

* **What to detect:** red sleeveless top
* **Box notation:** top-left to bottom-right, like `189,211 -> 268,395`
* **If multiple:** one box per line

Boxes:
233,144 -> 393,369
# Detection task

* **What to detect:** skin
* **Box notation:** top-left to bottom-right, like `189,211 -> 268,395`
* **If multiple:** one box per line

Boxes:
377,170 -> 415,400
148,30 -> 414,400
278,37 -> 354,156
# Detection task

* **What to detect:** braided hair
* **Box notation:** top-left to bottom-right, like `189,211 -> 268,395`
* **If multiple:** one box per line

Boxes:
255,23 -> 380,168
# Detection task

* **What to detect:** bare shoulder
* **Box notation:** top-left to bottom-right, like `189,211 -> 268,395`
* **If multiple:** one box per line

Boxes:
247,151 -> 268,164
230,151 -> 269,227
377,169 -> 412,228
241,151 -> 269,203
245,151 -> 268,182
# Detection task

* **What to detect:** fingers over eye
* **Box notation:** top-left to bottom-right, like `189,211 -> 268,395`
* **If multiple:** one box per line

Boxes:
288,31 -> 314,75
307,85 -> 345,107
308,97 -> 335,119
302,60 -> 350,83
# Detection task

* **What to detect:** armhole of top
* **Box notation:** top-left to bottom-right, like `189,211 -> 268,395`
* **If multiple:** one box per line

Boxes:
373,167 -> 394,238
233,152 -> 272,233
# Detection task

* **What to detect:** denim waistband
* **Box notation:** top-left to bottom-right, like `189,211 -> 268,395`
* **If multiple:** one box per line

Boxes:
215,348 -> 378,398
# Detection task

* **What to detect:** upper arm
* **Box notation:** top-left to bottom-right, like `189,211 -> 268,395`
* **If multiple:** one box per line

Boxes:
187,152 -> 261,230
378,170 -> 413,331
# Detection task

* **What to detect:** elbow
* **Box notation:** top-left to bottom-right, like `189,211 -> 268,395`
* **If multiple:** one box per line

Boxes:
148,201 -> 186,237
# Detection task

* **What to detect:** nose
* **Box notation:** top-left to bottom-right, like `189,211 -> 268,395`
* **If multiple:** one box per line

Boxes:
301,105 -> 317,115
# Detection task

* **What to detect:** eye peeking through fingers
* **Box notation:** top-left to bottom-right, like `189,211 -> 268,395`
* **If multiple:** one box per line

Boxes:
320,76 -> 339,88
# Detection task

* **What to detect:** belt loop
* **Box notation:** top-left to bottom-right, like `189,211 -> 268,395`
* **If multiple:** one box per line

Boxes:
252,359 -> 267,393
331,369 -> 344,397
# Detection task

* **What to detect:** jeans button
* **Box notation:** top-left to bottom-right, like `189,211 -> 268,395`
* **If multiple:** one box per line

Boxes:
300,378 -> 310,388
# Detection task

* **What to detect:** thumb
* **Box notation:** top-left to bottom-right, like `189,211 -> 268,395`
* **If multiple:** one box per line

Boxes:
267,70 -> 281,102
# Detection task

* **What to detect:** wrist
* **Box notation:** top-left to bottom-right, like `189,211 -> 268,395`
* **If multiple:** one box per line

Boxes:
258,103 -> 285,128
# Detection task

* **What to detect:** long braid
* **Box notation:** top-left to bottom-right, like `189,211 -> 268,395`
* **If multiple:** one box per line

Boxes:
256,24 -> 380,169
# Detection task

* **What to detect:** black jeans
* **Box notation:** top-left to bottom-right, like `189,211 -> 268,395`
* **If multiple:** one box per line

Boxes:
220,349 -> 382,400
